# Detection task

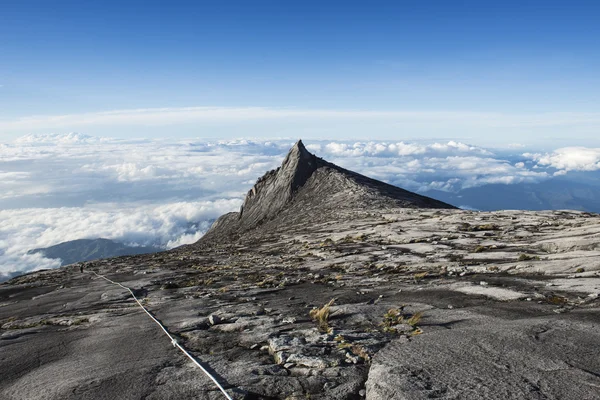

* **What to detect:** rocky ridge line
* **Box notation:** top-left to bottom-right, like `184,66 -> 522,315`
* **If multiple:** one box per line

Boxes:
201,140 -> 455,244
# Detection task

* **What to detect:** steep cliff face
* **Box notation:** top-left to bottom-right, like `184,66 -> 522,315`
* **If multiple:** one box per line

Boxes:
200,140 -> 455,243
238,140 -> 320,228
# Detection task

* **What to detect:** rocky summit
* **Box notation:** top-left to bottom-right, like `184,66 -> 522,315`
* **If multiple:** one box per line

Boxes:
1,142 -> 600,400
201,140 -> 454,244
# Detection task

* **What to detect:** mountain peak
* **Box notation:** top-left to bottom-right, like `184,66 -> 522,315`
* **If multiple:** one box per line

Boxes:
279,139 -> 318,189
201,141 -> 455,242
234,140 -> 319,228
289,139 -> 308,155
278,140 -> 314,180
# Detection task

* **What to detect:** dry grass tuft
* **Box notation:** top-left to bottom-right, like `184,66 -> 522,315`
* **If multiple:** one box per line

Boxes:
381,307 -> 424,334
309,299 -> 335,332
406,311 -> 423,326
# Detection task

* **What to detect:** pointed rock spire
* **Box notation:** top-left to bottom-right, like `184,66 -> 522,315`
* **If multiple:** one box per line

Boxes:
238,139 -> 320,227
279,140 -> 318,193
287,139 -> 310,160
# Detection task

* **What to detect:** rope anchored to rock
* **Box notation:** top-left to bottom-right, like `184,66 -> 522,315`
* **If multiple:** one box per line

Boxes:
90,270 -> 234,400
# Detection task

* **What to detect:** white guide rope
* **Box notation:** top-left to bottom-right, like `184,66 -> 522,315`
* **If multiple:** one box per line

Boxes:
90,271 -> 233,400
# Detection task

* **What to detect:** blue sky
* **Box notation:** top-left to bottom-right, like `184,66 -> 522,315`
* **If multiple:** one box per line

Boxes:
1,1 -> 600,144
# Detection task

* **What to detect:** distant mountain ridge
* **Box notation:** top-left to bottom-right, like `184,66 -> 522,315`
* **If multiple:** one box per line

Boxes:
426,179 -> 600,213
28,238 -> 157,266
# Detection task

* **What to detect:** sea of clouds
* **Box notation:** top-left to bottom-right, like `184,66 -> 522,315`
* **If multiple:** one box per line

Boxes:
2,133 -> 600,279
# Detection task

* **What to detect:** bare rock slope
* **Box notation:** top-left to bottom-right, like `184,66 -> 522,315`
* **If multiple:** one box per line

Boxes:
1,142 -> 600,400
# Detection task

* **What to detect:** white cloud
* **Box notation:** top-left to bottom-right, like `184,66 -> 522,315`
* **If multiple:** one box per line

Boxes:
0,199 -> 241,279
321,140 -> 491,158
102,163 -> 170,182
13,132 -> 104,144
525,147 -> 600,172
166,231 -> 205,248
0,171 -> 30,182
324,150 -> 548,193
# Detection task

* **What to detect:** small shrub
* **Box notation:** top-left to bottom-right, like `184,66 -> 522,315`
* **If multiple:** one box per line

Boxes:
351,344 -> 370,361
409,328 -> 424,336
320,238 -> 334,247
181,278 -> 203,287
257,275 -> 277,287
457,223 -> 472,232
337,342 -> 352,350
382,308 -> 401,327
518,253 -> 540,262
413,271 -> 428,280
547,295 -> 568,305
447,254 -> 464,262
340,235 -> 354,243
328,264 -> 347,272
161,281 -> 179,290
218,286 -> 230,293
476,224 -> 499,231
458,223 -> 499,232
575,267 -> 585,273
